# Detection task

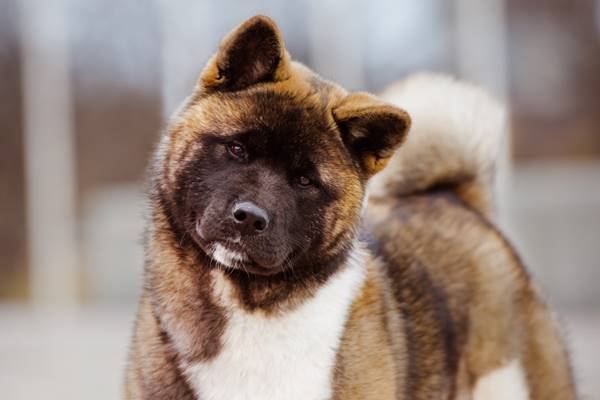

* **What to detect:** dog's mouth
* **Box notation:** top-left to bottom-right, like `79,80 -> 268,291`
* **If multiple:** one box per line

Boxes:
193,219 -> 294,275
201,240 -> 286,276
209,241 -> 249,268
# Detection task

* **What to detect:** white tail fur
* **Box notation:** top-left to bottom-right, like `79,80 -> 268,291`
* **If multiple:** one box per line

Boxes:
368,73 -> 507,217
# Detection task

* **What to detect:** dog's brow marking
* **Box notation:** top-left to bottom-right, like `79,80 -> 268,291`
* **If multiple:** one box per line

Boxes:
183,245 -> 367,400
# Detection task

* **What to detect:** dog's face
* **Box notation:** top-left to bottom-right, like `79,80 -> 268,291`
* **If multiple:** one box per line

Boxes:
158,16 -> 409,276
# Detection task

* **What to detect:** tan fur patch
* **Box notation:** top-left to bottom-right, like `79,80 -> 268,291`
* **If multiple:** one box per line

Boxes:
333,259 -> 404,399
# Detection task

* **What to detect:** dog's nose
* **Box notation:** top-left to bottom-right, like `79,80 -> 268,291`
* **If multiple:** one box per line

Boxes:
231,201 -> 270,234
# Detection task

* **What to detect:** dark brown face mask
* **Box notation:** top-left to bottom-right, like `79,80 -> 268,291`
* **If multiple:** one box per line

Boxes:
163,15 -> 410,276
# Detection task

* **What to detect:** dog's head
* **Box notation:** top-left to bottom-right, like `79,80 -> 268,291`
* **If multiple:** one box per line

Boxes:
157,16 -> 410,276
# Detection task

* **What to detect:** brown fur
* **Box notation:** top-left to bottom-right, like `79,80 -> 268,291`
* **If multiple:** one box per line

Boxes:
330,193 -> 576,399
333,259 -> 407,400
125,15 -> 577,400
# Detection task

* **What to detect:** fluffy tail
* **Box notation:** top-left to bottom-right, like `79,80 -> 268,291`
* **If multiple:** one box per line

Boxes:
368,73 -> 507,217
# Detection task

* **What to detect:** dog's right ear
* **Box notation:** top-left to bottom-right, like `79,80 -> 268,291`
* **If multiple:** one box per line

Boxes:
200,15 -> 291,92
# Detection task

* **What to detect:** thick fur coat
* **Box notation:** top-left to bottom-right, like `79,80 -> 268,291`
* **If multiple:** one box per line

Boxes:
125,15 -> 577,400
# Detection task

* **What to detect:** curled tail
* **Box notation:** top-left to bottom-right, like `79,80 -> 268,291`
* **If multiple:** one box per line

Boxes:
368,73 -> 507,217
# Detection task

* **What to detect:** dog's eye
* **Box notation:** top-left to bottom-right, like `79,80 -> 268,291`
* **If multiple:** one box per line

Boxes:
296,175 -> 313,188
227,141 -> 247,160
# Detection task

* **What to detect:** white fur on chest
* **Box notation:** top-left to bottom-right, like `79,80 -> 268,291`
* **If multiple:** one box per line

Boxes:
184,248 -> 366,400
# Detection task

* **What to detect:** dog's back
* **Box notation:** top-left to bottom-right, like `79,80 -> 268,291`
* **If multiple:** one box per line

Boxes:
332,75 -> 577,399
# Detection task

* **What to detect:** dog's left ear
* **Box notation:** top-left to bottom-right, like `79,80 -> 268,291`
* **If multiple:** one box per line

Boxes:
200,15 -> 291,92
333,93 -> 411,177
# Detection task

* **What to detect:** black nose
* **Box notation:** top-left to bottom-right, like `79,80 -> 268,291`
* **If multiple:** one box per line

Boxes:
231,201 -> 270,234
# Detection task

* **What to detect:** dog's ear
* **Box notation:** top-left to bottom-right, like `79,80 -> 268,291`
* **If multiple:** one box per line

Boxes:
200,15 -> 291,92
333,93 -> 411,177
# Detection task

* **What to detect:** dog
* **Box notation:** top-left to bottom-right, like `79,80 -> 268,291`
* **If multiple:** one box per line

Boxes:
125,15 -> 577,400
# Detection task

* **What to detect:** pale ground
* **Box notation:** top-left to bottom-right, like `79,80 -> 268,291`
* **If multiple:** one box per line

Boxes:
0,305 -> 598,399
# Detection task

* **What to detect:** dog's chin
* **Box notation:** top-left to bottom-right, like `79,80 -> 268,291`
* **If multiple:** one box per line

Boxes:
204,242 -> 285,276
210,242 -> 249,267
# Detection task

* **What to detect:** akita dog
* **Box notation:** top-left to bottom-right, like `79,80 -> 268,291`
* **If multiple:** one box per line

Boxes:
125,15 -> 577,400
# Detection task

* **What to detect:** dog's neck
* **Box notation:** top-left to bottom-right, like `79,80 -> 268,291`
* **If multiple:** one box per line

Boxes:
183,244 -> 368,400
212,243 -> 366,313
204,247 -> 356,313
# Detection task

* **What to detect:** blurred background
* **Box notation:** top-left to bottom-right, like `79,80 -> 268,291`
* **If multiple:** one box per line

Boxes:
1,0 -> 599,398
